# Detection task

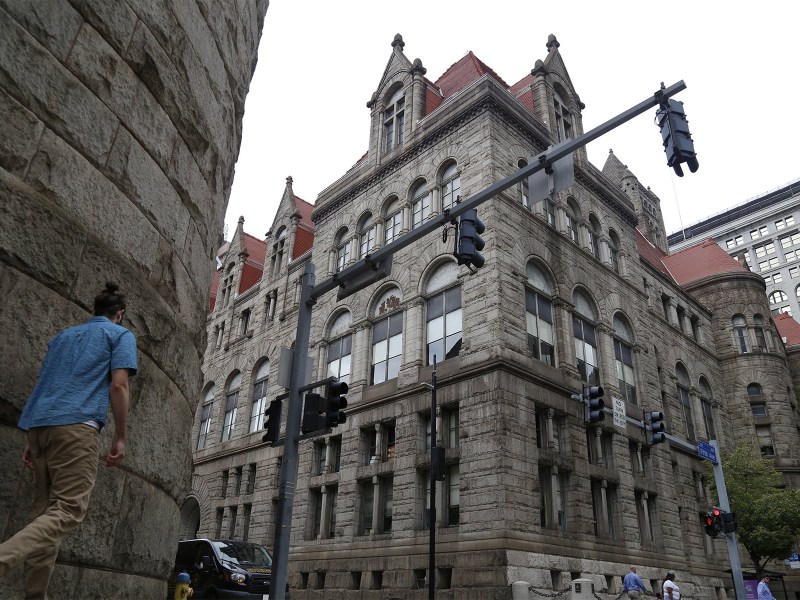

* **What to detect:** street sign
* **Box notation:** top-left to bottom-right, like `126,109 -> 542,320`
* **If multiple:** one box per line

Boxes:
697,439 -> 717,463
612,396 -> 626,430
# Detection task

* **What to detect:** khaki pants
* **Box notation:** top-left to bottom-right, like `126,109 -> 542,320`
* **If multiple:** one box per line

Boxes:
628,591 -> 642,600
0,424 -> 100,599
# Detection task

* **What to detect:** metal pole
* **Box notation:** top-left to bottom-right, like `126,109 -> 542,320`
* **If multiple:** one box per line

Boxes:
271,262 -> 316,600
710,440 -> 746,600
429,357 -> 437,600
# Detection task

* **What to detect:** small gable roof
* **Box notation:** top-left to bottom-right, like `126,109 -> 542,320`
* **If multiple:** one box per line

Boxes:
434,51 -> 510,101
774,313 -> 800,347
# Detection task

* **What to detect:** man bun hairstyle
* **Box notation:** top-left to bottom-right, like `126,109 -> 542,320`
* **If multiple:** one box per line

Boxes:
93,281 -> 127,318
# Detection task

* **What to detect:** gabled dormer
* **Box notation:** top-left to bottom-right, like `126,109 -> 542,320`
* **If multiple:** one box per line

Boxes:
263,175 -> 315,284
366,34 -> 429,168
527,34 -> 587,163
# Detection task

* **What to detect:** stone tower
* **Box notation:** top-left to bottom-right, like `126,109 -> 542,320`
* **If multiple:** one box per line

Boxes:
0,1 -> 268,596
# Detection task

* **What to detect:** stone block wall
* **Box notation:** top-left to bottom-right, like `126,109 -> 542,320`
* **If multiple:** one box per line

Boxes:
0,0 -> 267,595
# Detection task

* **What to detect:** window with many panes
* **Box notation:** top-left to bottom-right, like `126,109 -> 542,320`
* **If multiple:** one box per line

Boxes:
327,312 -> 352,385
588,215 -> 601,259
609,231 -> 621,273
758,257 -> 779,271
411,181 -> 431,229
424,406 -> 459,451
384,198 -> 402,245
441,163 -> 461,212
732,314 -> 750,353
780,232 -> 800,248
700,378 -> 716,440
445,464 -> 460,526
270,227 -> 286,277
753,314 -> 768,351
222,373 -> 240,442
426,262 -> 462,365
381,477 -> 394,532
239,309 -> 250,335
359,213 -> 376,258
197,386 -> 214,450
754,242 -> 776,258
775,215 -> 795,229
573,290 -> 599,385
750,225 -> 769,239
566,204 -> 579,244
676,364 -> 695,441
371,288 -> 403,384
613,314 -> 637,404
250,361 -> 269,433
525,262 -> 555,366
336,228 -> 351,272
544,199 -> 556,227
384,87 -> 404,152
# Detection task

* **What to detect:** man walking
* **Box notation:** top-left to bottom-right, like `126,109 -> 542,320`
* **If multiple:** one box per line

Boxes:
623,565 -> 647,600
757,575 -> 776,600
0,283 -> 137,599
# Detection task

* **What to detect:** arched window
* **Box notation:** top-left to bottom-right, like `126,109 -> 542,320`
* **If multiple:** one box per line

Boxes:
676,364 -> 695,441
588,215 -> 601,259
249,361 -> 270,433
335,227 -> 350,272
573,290 -> 599,385
222,372 -> 241,442
359,213 -> 376,258
270,226 -> 287,277
411,181 -> 431,229
753,314 -> 768,352
732,314 -> 750,353
425,262 -> 462,365
769,290 -> 788,304
384,197 -> 402,245
441,163 -> 461,212
197,386 -> 215,450
371,287 -> 403,384
699,377 -> 715,441
608,230 -> 621,274
746,383 -> 763,398
518,159 -> 530,209
613,314 -> 636,404
525,262 -> 555,366
384,86 -> 405,152
565,198 -> 579,244
327,312 -> 353,385
795,284 -> 800,299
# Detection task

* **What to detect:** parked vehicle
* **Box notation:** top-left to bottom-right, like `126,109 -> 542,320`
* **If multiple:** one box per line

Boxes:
167,539 -> 286,599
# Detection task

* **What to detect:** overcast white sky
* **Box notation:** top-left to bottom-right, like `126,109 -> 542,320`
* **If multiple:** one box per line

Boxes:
224,1 -> 800,242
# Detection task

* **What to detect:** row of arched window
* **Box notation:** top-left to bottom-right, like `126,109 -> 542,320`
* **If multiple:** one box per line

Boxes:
731,314 -> 776,354
333,162 -> 461,273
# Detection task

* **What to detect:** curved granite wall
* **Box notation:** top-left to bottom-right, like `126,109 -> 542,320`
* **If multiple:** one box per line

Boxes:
0,1 -> 267,596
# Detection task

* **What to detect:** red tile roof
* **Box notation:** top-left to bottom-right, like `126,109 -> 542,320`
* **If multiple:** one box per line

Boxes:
635,229 -> 671,278
774,313 -> 800,347
294,227 -> 314,259
433,51 -> 511,105
662,238 -> 748,286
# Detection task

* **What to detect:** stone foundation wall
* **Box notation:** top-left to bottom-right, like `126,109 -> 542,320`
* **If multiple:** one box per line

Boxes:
0,0 -> 267,595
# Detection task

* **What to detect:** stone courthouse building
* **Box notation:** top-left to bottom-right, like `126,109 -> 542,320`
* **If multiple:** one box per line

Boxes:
188,35 -> 800,598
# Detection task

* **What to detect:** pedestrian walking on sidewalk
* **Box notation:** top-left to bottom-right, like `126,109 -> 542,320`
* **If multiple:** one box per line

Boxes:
623,566 -> 647,600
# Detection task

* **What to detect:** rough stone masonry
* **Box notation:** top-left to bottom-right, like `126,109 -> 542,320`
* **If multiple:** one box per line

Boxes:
0,1 -> 268,596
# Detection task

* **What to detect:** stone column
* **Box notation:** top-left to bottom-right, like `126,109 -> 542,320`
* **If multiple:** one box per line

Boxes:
371,475 -> 381,535
640,492 -> 652,541
0,2 -> 268,596
319,486 -> 330,540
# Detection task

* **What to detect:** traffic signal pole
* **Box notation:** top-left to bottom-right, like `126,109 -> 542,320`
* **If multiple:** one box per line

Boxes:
710,440 -> 746,600
268,81 -> 690,600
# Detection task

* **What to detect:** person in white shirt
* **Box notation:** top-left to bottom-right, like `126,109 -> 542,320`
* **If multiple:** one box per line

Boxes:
663,572 -> 680,600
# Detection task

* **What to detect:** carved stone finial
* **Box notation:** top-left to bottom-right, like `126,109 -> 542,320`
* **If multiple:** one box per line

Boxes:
367,91 -> 378,109
609,149 -> 614,154
547,34 -> 560,51
392,33 -> 405,50
286,175 -> 293,187
411,57 -> 427,76
531,58 -> 546,77
238,215 -> 245,225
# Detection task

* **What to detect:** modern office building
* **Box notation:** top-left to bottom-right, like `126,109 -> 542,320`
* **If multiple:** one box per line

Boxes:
187,35 -> 800,599
668,180 -> 800,320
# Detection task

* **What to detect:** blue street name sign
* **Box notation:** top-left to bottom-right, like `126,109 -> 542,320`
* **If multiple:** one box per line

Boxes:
697,440 -> 717,463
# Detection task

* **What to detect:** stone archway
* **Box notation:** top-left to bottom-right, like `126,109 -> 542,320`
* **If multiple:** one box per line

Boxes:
179,496 -> 201,541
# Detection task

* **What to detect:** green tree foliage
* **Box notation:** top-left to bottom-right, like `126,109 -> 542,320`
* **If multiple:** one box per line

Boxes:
709,441 -> 800,575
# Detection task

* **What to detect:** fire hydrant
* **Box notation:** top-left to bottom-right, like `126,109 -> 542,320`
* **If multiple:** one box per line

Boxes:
174,572 -> 193,600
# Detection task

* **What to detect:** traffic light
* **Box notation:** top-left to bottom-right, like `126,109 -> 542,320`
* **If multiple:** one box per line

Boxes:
454,208 -> 486,269
721,511 -> 737,534
656,98 -> 699,177
325,380 -> 348,428
262,399 -> 282,445
702,511 -> 716,537
646,411 -> 666,445
584,385 -> 605,423
301,393 -> 325,434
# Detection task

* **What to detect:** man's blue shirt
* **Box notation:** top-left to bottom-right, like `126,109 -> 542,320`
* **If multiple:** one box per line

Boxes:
623,572 -> 645,591
19,317 -> 137,431
757,581 -> 774,600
